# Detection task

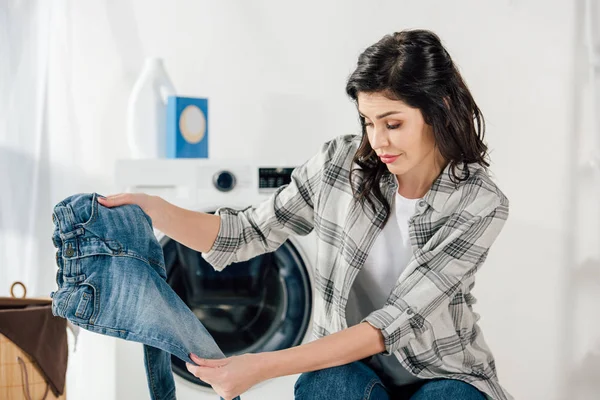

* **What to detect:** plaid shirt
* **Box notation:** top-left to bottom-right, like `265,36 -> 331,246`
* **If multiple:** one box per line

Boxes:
202,134 -> 512,400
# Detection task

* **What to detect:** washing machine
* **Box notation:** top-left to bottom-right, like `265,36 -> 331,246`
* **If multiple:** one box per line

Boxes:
112,159 -> 316,400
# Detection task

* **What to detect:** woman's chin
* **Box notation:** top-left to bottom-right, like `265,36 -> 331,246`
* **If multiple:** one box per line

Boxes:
385,161 -> 411,176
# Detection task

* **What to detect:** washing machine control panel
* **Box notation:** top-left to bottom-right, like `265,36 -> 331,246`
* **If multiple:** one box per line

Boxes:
213,170 -> 237,192
259,167 -> 295,190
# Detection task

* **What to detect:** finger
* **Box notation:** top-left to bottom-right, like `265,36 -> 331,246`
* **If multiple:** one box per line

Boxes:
190,353 -> 229,367
186,363 -> 216,382
97,193 -> 130,208
186,362 -> 203,379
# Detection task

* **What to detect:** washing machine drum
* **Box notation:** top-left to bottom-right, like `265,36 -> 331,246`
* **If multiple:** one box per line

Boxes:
161,230 -> 312,387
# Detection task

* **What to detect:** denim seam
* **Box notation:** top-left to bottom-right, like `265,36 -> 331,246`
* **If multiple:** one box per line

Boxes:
62,228 -> 164,271
115,252 -> 165,271
363,378 -> 385,400
75,292 -> 90,318
91,282 -> 100,324
76,193 -> 98,227
69,320 -> 127,334
65,205 -> 76,231
68,320 -> 191,359
147,257 -> 164,269
62,253 -> 119,260
164,387 -> 176,400
61,253 -> 78,277
59,282 -> 100,324
144,345 -> 160,400
60,252 -> 164,272
62,288 -> 76,318
58,227 -> 85,241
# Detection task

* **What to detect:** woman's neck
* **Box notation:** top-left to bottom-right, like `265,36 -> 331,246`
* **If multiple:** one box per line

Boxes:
396,152 -> 446,199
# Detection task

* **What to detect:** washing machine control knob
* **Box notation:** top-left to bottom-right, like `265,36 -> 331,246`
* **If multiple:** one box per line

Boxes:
213,170 -> 236,192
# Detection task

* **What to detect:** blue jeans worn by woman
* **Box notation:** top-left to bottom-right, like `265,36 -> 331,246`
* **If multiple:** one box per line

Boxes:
294,360 -> 487,400
51,193 -> 239,400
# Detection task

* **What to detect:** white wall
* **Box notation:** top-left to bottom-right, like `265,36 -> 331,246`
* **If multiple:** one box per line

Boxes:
41,0 -> 595,399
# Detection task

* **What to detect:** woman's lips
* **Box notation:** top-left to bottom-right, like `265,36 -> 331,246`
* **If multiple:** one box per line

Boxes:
379,154 -> 400,163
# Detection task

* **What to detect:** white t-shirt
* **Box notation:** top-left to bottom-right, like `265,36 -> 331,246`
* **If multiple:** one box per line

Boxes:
345,189 -> 421,387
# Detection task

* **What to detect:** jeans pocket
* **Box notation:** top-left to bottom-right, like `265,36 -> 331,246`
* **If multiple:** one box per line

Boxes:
58,275 -> 98,324
75,289 -> 92,319
51,286 -> 72,319
73,283 -> 97,322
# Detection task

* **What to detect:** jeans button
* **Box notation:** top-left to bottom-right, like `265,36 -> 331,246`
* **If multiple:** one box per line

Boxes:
65,245 -> 75,257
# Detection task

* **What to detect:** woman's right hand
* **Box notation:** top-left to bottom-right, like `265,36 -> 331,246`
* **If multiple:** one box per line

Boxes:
97,193 -> 160,222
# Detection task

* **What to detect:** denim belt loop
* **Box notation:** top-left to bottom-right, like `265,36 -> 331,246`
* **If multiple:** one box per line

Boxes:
54,204 -> 78,234
54,203 -> 86,277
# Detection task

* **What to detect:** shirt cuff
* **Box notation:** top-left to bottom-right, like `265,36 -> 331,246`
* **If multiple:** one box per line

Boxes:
361,304 -> 416,355
200,208 -> 241,271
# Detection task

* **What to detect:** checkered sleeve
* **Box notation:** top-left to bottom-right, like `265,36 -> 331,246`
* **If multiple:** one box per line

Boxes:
362,197 -> 509,355
201,138 -> 337,271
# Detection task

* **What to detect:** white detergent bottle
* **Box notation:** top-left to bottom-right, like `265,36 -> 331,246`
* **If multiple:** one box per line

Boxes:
127,57 -> 176,158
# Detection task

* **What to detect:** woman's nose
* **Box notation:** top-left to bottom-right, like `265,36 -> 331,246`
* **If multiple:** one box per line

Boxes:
370,127 -> 389,150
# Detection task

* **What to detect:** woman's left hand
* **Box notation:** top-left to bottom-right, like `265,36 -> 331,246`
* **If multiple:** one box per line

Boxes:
186,353 -> 267,400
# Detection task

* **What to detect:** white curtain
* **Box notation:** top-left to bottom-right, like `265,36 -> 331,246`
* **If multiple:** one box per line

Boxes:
1,1 -> 145,398
0,0 -> 141,298
0,0 -> 53,297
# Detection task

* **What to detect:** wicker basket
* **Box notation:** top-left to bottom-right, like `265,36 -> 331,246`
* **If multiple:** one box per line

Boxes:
0,282 -> 67,400
0,333 -> 67,400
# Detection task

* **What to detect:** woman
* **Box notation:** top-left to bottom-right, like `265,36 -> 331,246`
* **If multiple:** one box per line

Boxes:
98,29 -> 512,400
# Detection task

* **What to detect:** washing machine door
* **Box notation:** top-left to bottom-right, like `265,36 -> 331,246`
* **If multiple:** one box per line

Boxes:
160,222 -> 312,387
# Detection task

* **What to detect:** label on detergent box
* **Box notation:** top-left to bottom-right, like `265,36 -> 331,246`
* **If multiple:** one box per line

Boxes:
167,96 -> 209,158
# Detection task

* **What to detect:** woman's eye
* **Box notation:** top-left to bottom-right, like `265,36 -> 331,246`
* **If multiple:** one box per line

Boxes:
362,121 -> 400,129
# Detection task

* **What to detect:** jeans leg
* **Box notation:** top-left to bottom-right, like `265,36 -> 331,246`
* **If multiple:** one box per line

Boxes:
409,379 -> 486,400
143,345 -> 176,400
143,345 -> 241,400
294,361 -> 389,400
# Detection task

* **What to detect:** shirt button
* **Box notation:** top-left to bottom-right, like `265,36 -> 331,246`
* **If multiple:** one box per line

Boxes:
406,308 -> 414,315
418,200 -> 427,208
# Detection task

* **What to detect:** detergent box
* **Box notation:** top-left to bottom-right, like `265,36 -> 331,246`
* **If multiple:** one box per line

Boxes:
166,96 -> 209,158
